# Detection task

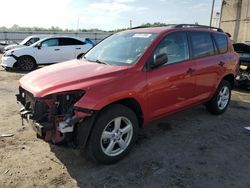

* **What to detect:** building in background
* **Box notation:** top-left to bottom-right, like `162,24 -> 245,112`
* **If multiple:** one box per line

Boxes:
220,0 -> 250,42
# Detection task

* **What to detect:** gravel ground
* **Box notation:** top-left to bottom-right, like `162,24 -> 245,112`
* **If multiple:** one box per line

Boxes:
0,54 -> 250,188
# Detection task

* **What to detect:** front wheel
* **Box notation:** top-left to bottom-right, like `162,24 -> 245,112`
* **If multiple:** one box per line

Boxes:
87,104 -> 139,164
17,56 -> 37,71
206,80 -> 231,115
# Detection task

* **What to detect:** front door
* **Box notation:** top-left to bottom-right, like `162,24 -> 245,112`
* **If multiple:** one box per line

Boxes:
146,32 -> 196,120
35,38 -> 61,64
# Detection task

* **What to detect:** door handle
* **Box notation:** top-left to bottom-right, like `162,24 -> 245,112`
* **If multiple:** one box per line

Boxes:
186,68 -> 195,74
54,49 -> 60,51
219,61 -> 225,67
76,48 -> 81,50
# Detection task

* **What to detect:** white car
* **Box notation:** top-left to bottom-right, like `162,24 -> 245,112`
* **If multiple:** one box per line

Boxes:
4,35 -> 49,52
1,36 -> 93,71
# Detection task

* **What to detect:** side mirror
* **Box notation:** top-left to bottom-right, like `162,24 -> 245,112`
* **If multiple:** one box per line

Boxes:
152,53 -> 168,68
35,44 -> 41,49
77,53 -> 86,59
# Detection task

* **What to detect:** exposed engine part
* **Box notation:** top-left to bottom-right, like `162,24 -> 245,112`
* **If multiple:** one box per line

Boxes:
16,87 -> 85,144
236,65 -> 250,87
59,116 -> 78,133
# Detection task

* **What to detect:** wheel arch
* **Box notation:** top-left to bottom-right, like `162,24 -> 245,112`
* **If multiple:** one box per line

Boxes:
76,97 -> 144,150
98,98 -> 144,128
13,55 -> 37,68
222,74 -> 235,89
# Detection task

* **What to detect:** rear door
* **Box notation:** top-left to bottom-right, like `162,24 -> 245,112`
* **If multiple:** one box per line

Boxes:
73,39 -> 92,55
146,32 -> 197,119
58,38 -> 78,62
188,31 -> 221,100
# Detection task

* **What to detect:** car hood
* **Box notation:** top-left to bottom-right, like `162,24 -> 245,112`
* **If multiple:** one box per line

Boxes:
4,44 -> 22,51
19,59 -> 129,97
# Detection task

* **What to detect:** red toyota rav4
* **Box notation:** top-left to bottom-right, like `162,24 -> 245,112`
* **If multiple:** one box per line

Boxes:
17,24 -> 239,164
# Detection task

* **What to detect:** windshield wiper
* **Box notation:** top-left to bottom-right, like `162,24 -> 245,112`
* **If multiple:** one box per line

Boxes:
95,59 -> 109,65
84,57 -> 109,65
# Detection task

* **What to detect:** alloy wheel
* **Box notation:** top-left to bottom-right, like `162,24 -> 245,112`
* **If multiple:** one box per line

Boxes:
100,116 -> 133,157
19,57 -> 35,71
217,86 -> 230,110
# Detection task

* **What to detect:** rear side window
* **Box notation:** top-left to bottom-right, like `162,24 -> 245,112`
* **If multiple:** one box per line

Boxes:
154,32 -> 189,65
213,33 -> 228,54
59,38 -> 85,46
189,32 -> 215,59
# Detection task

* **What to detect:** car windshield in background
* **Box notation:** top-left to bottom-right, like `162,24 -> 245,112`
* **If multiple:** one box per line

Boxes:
233,43 -> 250,53
19,37 -> 31,45
84,32 -> 158,66
19,37 -> 39,46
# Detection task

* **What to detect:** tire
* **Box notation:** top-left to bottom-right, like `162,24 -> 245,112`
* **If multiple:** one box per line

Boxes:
17,56 -> 37,71
4,67 -> 12,72
206,80 -> 231,115
87,104 -> 139,164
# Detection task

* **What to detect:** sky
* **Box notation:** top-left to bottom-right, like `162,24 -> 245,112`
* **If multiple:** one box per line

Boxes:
0,0 -> 222,31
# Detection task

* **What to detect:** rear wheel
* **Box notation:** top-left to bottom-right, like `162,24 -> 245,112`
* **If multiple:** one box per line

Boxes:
17,56 -> 36,71
87,104 -> 138,164
206,80 -> 231,114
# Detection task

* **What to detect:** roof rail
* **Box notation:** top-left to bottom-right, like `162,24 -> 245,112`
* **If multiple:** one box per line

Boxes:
131,24 -> 177,30
174,24 -> 224,32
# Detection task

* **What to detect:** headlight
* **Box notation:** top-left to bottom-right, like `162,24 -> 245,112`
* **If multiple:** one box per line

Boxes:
4,50 -> 14,57
54,90 -> 85,115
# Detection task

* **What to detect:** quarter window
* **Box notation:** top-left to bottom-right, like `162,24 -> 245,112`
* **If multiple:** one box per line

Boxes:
154,32 -> 189,65
213,33 -> 228,54
189,32 -> 215,58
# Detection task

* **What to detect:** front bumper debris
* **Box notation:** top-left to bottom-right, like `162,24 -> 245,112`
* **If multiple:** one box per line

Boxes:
16,86 -> 96,147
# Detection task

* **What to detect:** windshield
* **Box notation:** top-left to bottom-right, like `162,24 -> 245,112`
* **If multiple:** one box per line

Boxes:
20,37 -> 40,46
84,32 -> 158,66
20,37 -> 32,45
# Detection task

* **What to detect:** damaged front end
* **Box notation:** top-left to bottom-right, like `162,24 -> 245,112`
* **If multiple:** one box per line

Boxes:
16,87 -> 94,146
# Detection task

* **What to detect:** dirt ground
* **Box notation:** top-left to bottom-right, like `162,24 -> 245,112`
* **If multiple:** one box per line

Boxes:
0,55 -> 250,188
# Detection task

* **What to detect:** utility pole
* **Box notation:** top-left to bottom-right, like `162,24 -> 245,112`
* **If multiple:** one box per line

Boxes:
76,16 -> 79,31
130,20 -> 132,28
210,0 -> 215,26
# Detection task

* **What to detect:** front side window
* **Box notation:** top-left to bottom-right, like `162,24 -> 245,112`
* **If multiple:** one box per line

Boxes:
153,32 -> 189,65
41,39 -> 59,47
84,32 -> 158,66
189,32 -> 215,58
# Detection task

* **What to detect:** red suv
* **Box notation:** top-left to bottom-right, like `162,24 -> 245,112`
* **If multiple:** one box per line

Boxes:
17,24 -> 239,164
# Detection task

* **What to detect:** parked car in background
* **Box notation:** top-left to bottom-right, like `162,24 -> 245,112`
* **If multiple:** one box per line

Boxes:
0,40 -> 18,53
233,42 -> 250,88
4,35 -> 49,52
1,36 -> 93,71
16,24 -> 239,164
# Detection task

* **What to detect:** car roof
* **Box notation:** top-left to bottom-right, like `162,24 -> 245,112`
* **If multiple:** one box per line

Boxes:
123,24 -> 225,34
27,35 -> 51,38
42,36 -> 81,40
